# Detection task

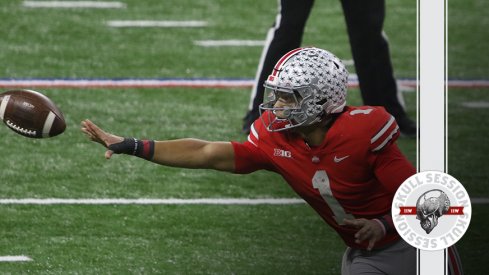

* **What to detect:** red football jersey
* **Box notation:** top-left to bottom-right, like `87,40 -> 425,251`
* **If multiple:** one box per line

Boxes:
231,106 -> 416,249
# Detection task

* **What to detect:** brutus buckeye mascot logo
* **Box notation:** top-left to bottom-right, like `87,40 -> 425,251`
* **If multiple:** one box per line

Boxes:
416,190 -> 450,234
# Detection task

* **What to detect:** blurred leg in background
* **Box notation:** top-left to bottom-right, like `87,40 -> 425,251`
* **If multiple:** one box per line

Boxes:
243,0 -> 416,137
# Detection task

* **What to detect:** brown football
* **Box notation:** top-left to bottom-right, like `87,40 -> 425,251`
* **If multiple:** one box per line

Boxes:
0,89 -> 66,138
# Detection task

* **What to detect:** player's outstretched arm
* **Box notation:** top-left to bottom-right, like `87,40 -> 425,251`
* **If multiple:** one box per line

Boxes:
81,119 -> 236,172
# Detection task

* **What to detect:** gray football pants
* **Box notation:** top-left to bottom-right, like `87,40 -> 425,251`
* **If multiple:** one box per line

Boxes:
341,239 -> 416,275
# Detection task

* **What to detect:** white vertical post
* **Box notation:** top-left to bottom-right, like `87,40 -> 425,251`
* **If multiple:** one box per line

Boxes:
418,0 -> 447,274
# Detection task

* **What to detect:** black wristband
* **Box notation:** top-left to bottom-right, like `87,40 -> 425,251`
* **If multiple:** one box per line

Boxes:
108,138 -> 155,160
108,138 -> 138,155
134,139 -> 155,160
378,215 -> 393,233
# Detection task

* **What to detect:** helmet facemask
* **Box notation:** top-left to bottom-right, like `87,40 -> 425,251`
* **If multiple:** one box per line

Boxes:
259,79 -> 325,132
258,47 -> 348,132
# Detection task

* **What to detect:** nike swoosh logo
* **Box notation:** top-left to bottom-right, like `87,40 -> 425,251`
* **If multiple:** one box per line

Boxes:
334,155 -> 350,163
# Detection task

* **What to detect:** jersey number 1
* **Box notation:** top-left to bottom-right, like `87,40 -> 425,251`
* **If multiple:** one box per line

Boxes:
312,170 -> 354,225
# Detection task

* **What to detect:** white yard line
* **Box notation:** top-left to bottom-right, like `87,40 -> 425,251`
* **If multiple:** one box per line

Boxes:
194,40 -> 265,47
1,197 -> 487,205
107,20 -> 207,28
23,1 -> 126,8
0,256 -> 32,262
0,79 -> 253,89
342,59 -> 354,66
0,198 -> 305,205
0,78 -> 487,89
461,101 -> 489,108
472,198 -> 489,204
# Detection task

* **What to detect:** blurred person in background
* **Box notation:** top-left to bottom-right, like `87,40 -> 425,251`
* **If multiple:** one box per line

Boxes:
242,0 -> 416,137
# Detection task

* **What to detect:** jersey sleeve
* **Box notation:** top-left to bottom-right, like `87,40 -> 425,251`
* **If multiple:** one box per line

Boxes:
372,143 -> 416,193
368,107 -> 401,153
231,119 -> 273,174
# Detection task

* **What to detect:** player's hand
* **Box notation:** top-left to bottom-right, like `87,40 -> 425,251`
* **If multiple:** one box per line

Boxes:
81,119 -> 124,159
343,218 -> 385,251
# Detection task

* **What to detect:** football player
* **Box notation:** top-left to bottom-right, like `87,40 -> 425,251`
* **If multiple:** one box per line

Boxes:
82,47 -> 455,274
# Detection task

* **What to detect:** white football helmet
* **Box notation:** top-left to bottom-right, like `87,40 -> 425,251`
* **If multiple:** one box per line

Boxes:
259,47 -> 348,132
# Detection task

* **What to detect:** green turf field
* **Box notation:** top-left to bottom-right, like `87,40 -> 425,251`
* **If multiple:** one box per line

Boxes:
0,0 -> 487,274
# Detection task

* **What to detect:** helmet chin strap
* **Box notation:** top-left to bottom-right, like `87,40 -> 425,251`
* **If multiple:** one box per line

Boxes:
315,112 -> 337,129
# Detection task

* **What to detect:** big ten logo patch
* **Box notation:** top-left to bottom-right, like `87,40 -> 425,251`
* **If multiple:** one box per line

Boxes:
273,148 -> 292,158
